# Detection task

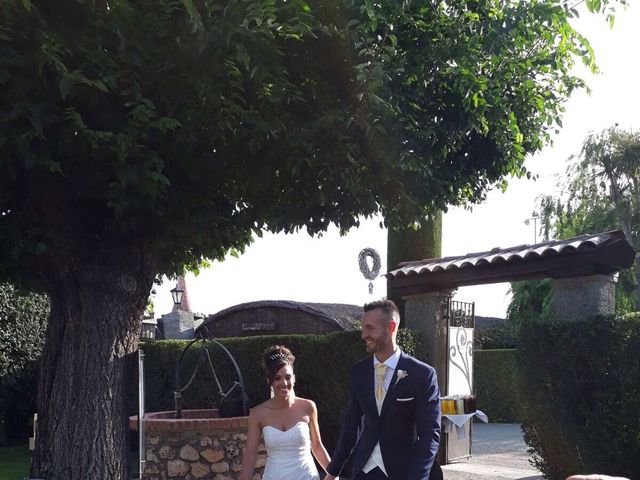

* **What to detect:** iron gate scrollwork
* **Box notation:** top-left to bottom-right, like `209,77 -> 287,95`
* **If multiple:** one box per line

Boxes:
445,299 -> 475,395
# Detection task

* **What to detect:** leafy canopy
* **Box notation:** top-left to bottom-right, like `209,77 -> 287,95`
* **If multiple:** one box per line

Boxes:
0,0 -> 623,287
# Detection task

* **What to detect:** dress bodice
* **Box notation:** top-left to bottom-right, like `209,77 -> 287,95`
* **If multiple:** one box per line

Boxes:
261,421 -> 320,480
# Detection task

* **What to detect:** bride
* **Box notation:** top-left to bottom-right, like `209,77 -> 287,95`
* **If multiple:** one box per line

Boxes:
239,345 -> 332,480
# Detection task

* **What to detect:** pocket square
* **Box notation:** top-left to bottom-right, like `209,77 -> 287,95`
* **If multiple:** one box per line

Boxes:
396,397 -> 415,402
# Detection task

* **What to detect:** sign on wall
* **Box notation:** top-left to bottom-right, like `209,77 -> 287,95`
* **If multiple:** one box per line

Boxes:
241,322 -> 276,331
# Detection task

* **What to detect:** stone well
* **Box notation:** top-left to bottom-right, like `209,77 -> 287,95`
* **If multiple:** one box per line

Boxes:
129,409 -> 265,480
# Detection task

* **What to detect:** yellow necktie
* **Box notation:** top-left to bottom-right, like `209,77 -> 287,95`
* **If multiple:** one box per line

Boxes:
375,363 -> 388,402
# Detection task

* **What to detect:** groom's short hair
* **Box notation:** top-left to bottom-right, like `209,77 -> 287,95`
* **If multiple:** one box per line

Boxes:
364,298 -> 400,325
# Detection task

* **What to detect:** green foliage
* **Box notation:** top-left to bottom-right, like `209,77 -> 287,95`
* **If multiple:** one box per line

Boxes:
0,0 -> 625,473
0,446 -> 31,480
508,125 -> 640,323
507,279 -> 552,328
542,127 -> 640,311
0,284 -> 49,444
518,315 -> 640,479
473,349 -> 522,423
0,0 -> 620,288
138,329 -> 426,452
0,284 -> 48,378
474,326 -> 518,349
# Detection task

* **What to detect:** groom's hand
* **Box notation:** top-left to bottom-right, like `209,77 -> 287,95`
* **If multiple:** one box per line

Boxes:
567,476 -> 630,480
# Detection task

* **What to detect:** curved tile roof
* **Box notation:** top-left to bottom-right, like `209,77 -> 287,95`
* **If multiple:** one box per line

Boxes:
387,230 -> 636,291
389,230 -> 630,278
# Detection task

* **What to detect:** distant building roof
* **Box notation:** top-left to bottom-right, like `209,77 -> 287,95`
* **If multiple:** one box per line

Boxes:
196,300 -> 362,334
388,230 -> 636,295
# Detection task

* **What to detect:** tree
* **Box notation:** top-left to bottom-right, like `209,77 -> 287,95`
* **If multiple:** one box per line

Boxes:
507,279 -> 552,328
0,0 -> 623,477
387,213 -> 442,326
548,127 -> 639,310
508,126 -> 640,324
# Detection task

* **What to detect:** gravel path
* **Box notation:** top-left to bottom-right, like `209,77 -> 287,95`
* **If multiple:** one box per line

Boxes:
441,423 -> 544,480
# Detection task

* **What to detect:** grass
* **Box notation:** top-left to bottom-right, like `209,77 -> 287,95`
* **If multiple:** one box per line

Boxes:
0,446 -> 30,480
0,446 -> 140,480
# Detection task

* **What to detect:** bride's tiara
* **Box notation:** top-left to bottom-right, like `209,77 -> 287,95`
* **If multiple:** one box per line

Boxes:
267,352 -> 289,362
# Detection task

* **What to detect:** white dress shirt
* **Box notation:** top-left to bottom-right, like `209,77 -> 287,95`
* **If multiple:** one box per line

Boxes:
362,348 -> 401,475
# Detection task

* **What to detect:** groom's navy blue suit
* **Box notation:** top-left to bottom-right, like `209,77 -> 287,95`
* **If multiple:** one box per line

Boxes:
327,351 -> 441,480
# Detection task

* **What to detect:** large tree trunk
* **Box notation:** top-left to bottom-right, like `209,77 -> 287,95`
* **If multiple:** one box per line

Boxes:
387,212 -> 442,325
31,247 -> 155,480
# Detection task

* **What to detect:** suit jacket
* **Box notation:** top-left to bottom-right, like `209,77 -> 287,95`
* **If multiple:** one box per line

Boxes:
327,351 -> 441,480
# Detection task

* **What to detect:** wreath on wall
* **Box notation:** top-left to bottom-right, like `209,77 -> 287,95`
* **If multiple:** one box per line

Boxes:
358,248 -> 381,294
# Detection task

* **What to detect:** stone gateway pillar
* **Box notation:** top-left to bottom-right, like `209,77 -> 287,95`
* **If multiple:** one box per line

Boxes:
551,273 -> 618,321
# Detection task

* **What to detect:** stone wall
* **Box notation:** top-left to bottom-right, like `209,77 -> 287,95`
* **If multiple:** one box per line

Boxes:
131,411 -> 264,480
161,310 -> 195,339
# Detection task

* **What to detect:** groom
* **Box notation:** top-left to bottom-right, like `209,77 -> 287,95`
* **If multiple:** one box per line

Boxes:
325,299 -> 441,480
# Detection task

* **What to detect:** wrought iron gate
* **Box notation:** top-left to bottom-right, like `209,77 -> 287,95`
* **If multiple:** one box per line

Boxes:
443,298 -> 475,463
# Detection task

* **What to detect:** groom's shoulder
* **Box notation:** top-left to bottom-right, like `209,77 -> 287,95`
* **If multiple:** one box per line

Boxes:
351,356 -> 373,370
402,352 -> 436,375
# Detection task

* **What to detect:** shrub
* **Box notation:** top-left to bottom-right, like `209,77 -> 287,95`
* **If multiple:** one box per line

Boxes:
518,314 -> 640,479
473,349 -> 522,423
137,328 -> 427,453
0,284 -> 49,444
474,326 -> 518,349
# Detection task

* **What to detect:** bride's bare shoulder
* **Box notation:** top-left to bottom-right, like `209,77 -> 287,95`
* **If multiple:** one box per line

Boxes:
295,397 -> 317,411
249,401 -> 271,420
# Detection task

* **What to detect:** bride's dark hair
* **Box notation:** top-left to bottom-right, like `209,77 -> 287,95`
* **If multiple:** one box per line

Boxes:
262,345 -> 295,382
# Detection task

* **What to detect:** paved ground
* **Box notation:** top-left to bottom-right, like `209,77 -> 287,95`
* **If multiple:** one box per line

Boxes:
442,423 -> 544,480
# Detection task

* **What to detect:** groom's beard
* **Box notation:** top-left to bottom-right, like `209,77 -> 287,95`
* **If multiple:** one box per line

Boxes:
364,338 -> 383,354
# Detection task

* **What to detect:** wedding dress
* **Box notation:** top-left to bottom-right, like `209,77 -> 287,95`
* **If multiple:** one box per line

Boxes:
262,421 -> 320,480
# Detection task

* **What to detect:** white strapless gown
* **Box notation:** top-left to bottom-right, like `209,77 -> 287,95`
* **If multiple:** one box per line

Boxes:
262,421 -> 320,480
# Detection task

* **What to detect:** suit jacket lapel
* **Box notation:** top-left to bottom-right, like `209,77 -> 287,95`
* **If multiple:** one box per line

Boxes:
381,352 -> 406,415
362,358 -> 379,417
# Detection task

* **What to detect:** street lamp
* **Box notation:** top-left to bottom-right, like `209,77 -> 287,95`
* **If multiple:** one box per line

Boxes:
170,285 -> 184,307
524,210 -> 539,244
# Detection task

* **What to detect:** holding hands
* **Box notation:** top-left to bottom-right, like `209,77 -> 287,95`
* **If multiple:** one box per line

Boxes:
567,475 -> 630,480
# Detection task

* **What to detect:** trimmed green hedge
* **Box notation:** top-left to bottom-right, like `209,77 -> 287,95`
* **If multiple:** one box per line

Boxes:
474,326 -> 518,350
138,329 -> 426,453
518,314 -> 640,479
473,349 -> 521,423
0,284 -> 49,445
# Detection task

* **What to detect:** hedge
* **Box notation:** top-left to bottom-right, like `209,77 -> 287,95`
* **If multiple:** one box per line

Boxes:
0,284 -> 49,445
473,349 -> 521,423
518,314 -> 640,479
136,328 -> 427,453
474,326 -> 518,350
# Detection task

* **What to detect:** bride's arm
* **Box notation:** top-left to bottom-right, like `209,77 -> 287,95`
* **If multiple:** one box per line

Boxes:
238,408 -> 261,480
308,400 -> 331,472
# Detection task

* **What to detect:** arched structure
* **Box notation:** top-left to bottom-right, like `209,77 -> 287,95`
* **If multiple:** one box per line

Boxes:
196,300 -> 362,337
387,230 -> 636,464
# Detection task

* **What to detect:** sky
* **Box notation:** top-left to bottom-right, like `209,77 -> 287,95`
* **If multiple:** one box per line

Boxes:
153,3 -> 640,319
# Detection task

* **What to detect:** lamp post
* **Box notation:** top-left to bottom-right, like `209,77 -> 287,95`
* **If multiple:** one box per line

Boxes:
524,210 -> 539,244
170,285 -> 184,308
